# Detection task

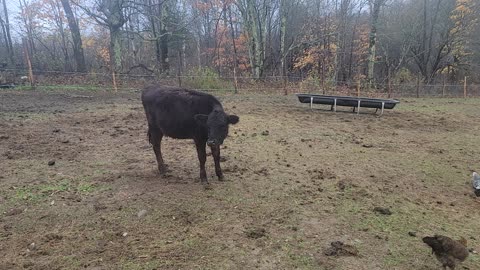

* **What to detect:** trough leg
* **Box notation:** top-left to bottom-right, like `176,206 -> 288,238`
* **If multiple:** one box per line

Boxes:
357,100 -> 361,115
195,139 -> 208,184
310,96 -> 313,109
334,98 -> 337,112
149,127 -> 167,174
211,146 -> 224,181
381,102 -> 385,116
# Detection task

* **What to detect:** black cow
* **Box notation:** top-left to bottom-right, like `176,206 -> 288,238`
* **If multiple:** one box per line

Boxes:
141,85 -> 239,185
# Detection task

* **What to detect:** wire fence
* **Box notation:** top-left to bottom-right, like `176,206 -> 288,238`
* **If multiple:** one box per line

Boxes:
1,68 -> 479,98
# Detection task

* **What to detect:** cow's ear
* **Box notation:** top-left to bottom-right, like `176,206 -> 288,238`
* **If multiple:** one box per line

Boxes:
194,114 -> 208,126
228,115 -> 239,125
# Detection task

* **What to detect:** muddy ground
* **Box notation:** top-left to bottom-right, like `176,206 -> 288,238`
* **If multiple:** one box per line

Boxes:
0,89 -> 479,270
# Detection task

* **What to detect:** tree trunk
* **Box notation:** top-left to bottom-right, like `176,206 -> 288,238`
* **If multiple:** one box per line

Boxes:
148,0 -> 161,69
2,0 -> 14,66
160,2 -> 169,74
247,0 -> 264,79
367,0 -> 384,87
109,26 -> 122,72
280,0 -> 287,93
53,0 -> 72,71
227,3 -> 239,93
0,18 -> 10,57
60,0 -> 86,72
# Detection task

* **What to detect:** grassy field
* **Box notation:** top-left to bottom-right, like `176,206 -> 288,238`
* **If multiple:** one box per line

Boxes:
0,89 -> 479,269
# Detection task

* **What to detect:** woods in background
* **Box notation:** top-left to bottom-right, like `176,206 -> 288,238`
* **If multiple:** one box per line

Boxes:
0,0 -> 479,89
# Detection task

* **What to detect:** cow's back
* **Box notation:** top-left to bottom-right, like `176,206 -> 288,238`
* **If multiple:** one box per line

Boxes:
141,85 -> 220,139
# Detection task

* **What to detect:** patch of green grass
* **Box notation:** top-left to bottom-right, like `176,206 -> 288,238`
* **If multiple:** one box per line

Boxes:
0,112 -> 52,121
77,182 -> 95,193
57,255 -> 83,270
287,252 -> 317,269
14,187 -> 43,201
120,260 -> 164,270
10,179 -> 106,203
13,180 -> 72,202
39,180 -> 72,193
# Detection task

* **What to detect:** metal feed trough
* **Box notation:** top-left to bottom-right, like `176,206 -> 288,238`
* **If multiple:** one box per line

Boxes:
0,84 -> 15,89
296,94 -> 400,116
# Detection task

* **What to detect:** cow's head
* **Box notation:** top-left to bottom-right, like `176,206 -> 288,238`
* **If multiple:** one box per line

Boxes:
194,109 -> 239,147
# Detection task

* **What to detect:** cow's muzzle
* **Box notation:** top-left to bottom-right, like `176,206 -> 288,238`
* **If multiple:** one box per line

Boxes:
207,139 -> 221,147
207,139 -> 215,146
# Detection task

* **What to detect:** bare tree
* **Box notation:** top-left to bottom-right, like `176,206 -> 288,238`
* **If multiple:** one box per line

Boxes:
367,0 -> 387,87
74,0 -> 129,72
61,0 -> 86,72
1,0 -> 14,66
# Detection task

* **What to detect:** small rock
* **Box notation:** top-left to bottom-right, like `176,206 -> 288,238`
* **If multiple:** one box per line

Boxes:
408,231 -> 417,237
122,232 -> 128,237
28,243 -> 36,251
50,200 -> 55,206
373,207 -> 392,216
44,233 -> 63,241
4,151 -> 14,159
48,160 -> 55,166
362,144 -> 373,148
61,139 -> 70,144
0,135 -> 9,140
52,129 -> 61,133
324,241 -> 358,257
337,180 -> 346,191
137,210 -> 148,218
5,208 -> 23,216
245,227 -> 267,239
261,130 -> 269,136
93,202 -> 106,211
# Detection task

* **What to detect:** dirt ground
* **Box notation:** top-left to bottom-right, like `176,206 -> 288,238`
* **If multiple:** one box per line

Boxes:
0,89 -> 479,270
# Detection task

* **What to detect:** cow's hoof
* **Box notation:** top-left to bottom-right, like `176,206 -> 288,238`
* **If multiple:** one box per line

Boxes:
202,182 -> 212,190
217,175 -> 225,181
158,165 -> 169,174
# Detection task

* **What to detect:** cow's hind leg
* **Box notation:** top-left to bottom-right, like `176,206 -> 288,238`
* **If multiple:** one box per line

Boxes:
148,126 -> 167,174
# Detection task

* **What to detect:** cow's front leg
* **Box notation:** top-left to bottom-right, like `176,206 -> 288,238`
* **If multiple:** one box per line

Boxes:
211,146 -> 224,181
194,139 -> 208,184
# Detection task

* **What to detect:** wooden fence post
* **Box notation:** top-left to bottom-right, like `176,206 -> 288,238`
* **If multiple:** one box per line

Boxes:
22,38 -> 34,90
177,51 -> 183,87
233,66 -> 238,94
387,76 -> 392,98
442,76 -> 446,98
111,70 -> 118,92
357,79 -> 360,97
464,76 -> 467,98
416,75 -> 420,98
